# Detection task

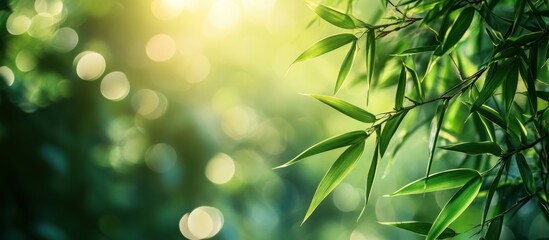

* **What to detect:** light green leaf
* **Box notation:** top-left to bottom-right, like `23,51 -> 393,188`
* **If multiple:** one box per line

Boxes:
482,164 -> 504,229
426,101 -> 448,184
274,130 -> 367,169
439,141 -> 502,156
469,103 -> 506,129
366,128 -> 380,204
335,41 -> 357,94
366,30 -> 376,93
392,45 -> 438,57
379,221 -> 457,239
309,94 -> 376,123
387,169 -> 479,197
427,174 -> 483,240
435,7 -> 475,56
395,64 -> 406,110
303,141 -> 365,223
379,109 -> 408,158
404,62 -> 423,101
515,153 -> 536,194
304,0 -> 371,29
293,34 -> 357,64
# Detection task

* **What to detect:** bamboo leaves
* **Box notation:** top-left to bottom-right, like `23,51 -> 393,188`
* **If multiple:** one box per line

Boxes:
379,221 -> 457,239
308,94 -> 376,123
387,169 -> 479,196
336,41 -> 357,94
304,0 -> 371,29
434,7 -> 475,56
293,34 -> 357,64
439,141 -> 502,156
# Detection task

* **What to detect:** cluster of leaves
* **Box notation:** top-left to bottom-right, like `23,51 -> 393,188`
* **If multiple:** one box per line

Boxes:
277,0 -> 549,239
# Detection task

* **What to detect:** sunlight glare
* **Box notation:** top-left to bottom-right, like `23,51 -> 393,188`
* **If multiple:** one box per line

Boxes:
6,13 -> 31,35
34,0 -> 64,16
15,50 -> 37,72
0,66 -> 15,87
100,71 -> 130,101
185,206 -> 224,239
185,54 -> 210,83
75,51 -> 106,81
208,0 -> 241,30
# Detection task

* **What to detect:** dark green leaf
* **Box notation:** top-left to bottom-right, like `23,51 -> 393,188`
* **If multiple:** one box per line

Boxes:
475,113 -> 496,142
379,110 -> 408,158
274,130 -> 367,169
309,94 -> 376,123
520,53 -> 538,113
427,174 -> 483,240
304,0 -> 371,29
466,103 -> 506,129
482,164 -> 504,229
502,60 -> 519,115
335,41 -> 357,94
484,216 -> 503,240
366,30 -> 376,103
537,91 -> 549,102
303,141 -> 365,223
404,62 -> 423,101
426,101 -> 448,184
505,31 -> 545,48
515,153 -> 536,194
395,64 -> 406,110
392,45 -> 438,56
471,60 -> 513,113
439,141 -> 502,156
387,169 -> 479,196
379,221 -> 457,239
293,34 -> 357,64
436,7 -> 475,56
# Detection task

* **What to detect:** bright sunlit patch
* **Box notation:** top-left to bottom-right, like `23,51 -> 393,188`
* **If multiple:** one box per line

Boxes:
15,50 -> 37,72
6,13 -> 31,35
131,89 -> 168,119
332,183 -> 360,212
75,51 -> 106,81
51,27 -> 79,53
150,0 -> 196,20
350,230 -> 368,240
208,0 -> 241,30
241,0 -> 276,12
178,35 -> 203,57
0,66 -> 15,86
145,143 -> 177,173
100,71 -> 130,101
206,153 -> 235,184
146,34 -> 177,62
34,0 -> 64,16
221,105 -> 258,140
181,206 -> 224,239
185,54 -> 210,83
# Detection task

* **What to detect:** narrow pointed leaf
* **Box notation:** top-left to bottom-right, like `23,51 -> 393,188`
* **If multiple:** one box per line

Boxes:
395,64 -> 406,110
502,60 -> 519,115
537,91 -> 549,102
427,174 -> 482,240
484,216 -> 503,240
274,130 -> 367,169
309,94 -> 375,123
475,113 -> 496,142
439,141 -> 502,156
366,128 -> 380,204
387,169 -> 479,196
426,101 -> 448,183
379,221 -> 457,239
335,41 -> 357,94
436,7 -> 475,56
473,104 -> 506,129
472,61 -> 513,113
515,153 -> 536,194
482,164 -> 504,229
367,30 -> 376,91
379,110 -> 408,158
392,45 -> 438,56
404,62 -> 423,101
303,141 -> 365,223
304,0 -> 371,29
520,56 -> 538,114
293,34 -> 357,64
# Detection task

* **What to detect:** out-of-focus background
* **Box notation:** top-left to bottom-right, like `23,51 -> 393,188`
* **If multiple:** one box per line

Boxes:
1,0 -> 547,239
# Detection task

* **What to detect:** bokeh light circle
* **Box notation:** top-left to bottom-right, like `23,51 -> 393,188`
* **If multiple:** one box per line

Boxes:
205,153 -> 235,184
145,143 -> 177,173
51,27 -> 79,52
75,51 -> 106,81
181,206 -> 224,239
0,66 -> 15,86
131,89 -> 168,119
100,71 -> 130,101
6,13 -> 31,35
146,34 -> 177,62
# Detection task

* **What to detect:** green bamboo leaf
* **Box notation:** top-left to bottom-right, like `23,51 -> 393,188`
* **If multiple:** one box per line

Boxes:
335,41 -> 357,94
366,128 -> 380,204
274,130 -> 367,169
471,60 -> 513,113
515,153 -> 536,194
475,113 -> 496,142
387,169 -> 479,197
519,56 -> 538,114
426,101 -> 448,183
436,7 -> 475,56
464,103 -> 506,129
481,164 -> 504,229
308,94 -> 376,123
427,174 -> 483,240
392,45 -> 438,57
395,64 -> 406,110
502,60 -> 519,115
379,109 -> 408,158
439,141 -> 502,156
303,141 -> 365,223
484,216 -> 503,240
537,91 -> 549,102
379,221 -> 457,239
293,34 -> 357,64
366,30 -> 376,92
404,62 -> 423,101
505,31 -> 545,48
304,0 -> 371,29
